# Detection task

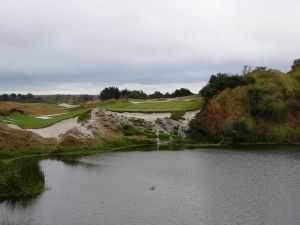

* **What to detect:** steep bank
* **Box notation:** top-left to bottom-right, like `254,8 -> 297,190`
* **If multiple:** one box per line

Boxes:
189,66 -> 300,144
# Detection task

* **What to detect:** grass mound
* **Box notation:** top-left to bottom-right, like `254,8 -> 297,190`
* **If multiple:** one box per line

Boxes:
190,68 -> 300,144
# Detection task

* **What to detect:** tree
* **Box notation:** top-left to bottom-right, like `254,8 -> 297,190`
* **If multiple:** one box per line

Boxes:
149,91 -> 164,99
199,73 -> 255,100
292,58 -> 300,70
100,87 -> 120,100
126,90 -> 148,99
172,88 -> 193,97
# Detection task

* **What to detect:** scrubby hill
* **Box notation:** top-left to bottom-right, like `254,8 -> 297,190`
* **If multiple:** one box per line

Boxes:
189,62 -> 300,144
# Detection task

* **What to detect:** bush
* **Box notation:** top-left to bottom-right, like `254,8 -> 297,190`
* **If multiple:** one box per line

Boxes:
118,124 -> 143,136
221,120 -> 251,143
257,97 -> 287,119
100,87 -> 121,100
199,73 -> 255,100
187,120 -> 215,143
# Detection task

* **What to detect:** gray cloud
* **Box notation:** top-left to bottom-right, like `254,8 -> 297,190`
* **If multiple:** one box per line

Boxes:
0,0 -> 299,94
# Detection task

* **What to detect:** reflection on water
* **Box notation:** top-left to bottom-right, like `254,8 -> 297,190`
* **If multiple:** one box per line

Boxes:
1,146 -> 300,225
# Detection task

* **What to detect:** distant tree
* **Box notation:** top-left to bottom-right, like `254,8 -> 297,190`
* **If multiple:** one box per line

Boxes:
100,87 -> 121,100
149,91 -> 164,99
164,92 -> 172,98
292,58 -> 300,70
126,90 -> 148,99
172,88 -> 193,97
120,89 -> 131,98
25,93 -> 35,102
10,93 -> 16,101
1,94 -> 9,101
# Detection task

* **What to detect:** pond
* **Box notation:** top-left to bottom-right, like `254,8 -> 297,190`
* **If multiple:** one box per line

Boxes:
1,146 -> 300,225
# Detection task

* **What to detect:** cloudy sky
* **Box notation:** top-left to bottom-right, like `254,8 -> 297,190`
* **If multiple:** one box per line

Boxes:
0,0 -> 299,94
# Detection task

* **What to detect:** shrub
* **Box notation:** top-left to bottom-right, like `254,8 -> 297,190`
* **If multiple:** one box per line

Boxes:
118,124 -> 143,136
187,120 -> 216,143
199,73 -> 255,100
257,97 -> 287,119
273,124 -> 289,143
221,120 -> 251,143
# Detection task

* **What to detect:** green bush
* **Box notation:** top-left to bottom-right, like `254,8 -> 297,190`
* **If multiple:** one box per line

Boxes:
273,124 -> 289,143
199,73 -> 255,100
221,120 -> 251,143
187,120 -> 216,143
257,97 -> 287,119
118,124 -> 143,136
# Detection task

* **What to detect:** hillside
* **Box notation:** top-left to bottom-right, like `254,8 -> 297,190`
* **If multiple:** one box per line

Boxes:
189,63 -> 300,144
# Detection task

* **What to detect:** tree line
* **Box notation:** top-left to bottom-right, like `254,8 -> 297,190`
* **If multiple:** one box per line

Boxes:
99,87 -> 193,100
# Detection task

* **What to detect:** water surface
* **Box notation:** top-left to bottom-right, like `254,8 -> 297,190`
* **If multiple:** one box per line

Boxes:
1,146 -> 300,225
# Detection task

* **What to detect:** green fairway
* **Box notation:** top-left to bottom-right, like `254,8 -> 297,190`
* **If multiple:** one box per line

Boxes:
6,108 -> 89,129
101,96 -> 203,113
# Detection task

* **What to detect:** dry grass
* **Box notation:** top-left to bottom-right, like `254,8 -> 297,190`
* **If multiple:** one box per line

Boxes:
0,102 -> 66,116
0,123 -> 56,151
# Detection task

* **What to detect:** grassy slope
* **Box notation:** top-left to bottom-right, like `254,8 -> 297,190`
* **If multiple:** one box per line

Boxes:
5,108 -> 89,129
101,96 -> 203,113
195,69 -> 300,143
0,123 -> 56,151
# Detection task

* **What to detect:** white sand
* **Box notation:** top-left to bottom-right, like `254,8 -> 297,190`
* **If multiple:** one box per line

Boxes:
59,103 -> 80,108
7,117 -> 81,139
119,112 -> 171,122
35,113 -> 67,120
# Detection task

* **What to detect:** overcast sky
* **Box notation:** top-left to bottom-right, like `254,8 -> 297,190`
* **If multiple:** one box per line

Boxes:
0,0 -> 300,94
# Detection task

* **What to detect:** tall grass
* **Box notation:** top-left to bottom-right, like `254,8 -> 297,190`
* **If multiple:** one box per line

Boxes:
0,159 -> 45,199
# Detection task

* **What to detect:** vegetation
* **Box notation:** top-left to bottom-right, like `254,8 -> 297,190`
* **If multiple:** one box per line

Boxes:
0,159 -> 45,198
99,87 -> 194,100
190,60 -> 300,144
100,87 -> 121,100
199,73 -> 255,100
4,108 -> 90,129
291,58 -> 300,71
0,137 -> 155,199
101,96 -> 203,113
0,93 -> 95,104
170,110 -> 185,120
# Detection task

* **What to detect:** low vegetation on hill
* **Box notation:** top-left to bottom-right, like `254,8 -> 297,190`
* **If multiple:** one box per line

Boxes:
188,60 -> 300,144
